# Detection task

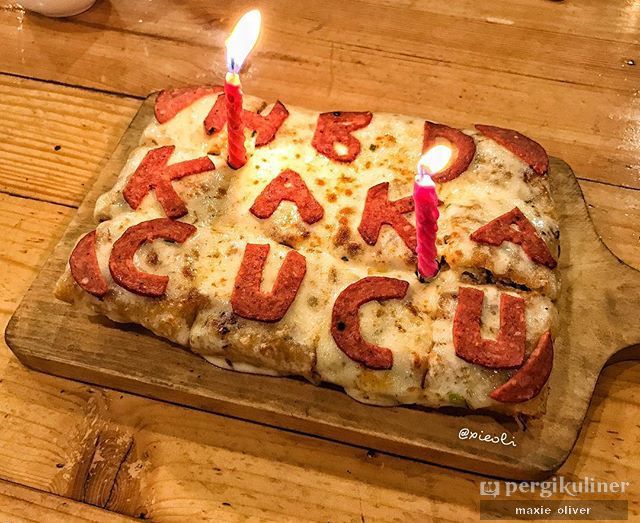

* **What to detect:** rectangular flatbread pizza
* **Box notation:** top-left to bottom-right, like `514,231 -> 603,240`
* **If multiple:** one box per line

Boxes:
55,85 -> 560,416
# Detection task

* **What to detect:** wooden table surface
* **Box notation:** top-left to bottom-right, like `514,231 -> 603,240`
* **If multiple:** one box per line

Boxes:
0,1 -> 638,521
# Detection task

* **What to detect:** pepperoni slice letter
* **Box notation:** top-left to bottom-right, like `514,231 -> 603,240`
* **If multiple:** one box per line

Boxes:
231,244 -> 306,322
312,111 -> 373,163
453,287 -> 526,369
357,182 -> 416,253
154,85 -> 222,124
243,101 -> 290,146
203,94 -> 226,135
204,95 -> 289,146
123,146 -> 214,219
250,169 -> 324,224
69,230 -> 109,297
109,218 -> 196,297
475,124 -> 549,176
423,122 -> 476,183
470,207 -> 557,268
490,331 -> 554,403
331,276 -> 409,370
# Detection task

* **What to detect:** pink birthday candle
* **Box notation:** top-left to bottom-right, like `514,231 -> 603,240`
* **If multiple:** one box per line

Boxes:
414,145 -> 451,279
224,9 -> 261,170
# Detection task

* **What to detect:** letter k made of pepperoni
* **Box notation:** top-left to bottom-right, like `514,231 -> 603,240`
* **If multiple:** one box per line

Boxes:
123,146 -> 215,219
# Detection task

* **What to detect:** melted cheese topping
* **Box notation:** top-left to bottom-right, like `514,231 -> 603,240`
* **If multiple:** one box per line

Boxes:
55,91 -> 560,412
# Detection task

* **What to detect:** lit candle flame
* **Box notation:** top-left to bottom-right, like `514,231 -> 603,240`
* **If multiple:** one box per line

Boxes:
226,9 -> 262,74
416,144 -> 452,185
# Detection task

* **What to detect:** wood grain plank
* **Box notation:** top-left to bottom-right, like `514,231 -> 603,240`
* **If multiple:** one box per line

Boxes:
0,1 -> 638,190
6,0 -> 639,89
0,479 -> 136,522
0,190 -> 638,522
0,74 -> 139,207
581,180 -> 640,268
0,0 -> 638,519
34,0 -> 640,91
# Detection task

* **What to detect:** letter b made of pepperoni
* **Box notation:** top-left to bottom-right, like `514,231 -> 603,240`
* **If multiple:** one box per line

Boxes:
312,111 -> 373,163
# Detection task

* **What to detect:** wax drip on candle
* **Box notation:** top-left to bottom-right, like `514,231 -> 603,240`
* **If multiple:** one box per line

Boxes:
224,9 -> 261,170
414,145 -> 452,280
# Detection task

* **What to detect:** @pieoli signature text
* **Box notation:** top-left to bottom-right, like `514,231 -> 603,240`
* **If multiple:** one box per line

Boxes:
458,427 -> 516,447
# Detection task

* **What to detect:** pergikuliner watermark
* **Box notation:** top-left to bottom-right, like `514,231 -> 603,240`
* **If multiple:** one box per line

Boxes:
479,476 -> 630,498
479,476 -> 631,520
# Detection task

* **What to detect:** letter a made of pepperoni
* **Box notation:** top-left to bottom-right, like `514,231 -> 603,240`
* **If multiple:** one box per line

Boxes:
470,207 -> 557,268
250,169 -> 324,224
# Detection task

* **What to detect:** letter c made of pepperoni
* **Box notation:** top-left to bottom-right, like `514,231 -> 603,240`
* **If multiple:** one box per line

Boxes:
109,218 -> 196,297
331,276 -> 409,370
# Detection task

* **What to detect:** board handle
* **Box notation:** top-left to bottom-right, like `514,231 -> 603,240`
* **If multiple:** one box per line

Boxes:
589,246 -> 640,367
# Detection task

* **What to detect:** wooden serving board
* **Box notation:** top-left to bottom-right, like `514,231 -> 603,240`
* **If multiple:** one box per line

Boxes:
6,97 -> 640,480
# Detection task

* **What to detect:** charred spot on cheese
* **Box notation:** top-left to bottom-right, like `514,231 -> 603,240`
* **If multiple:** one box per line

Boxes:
231,244 -> 307,323
490,331 -> 554,403
358,182 -> 416,253
307,295 -> 319,308
453,287 -> 526,369
422,122 -> 476,183
145,250 -> 160,266
250,169 -> 324,225
108,218 -> 197,297
312,111 -> 373,163
69,230 -> 109,298
215,310 -> 239,337
475,124 -> 549,176
470,207 -> 557,268
155,85 -> 222,124
347,242 -> 362,257
123,146 -> 215,219
331,276 -> 409,370
182,264 -> 195,280
333,225 -> 352,248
